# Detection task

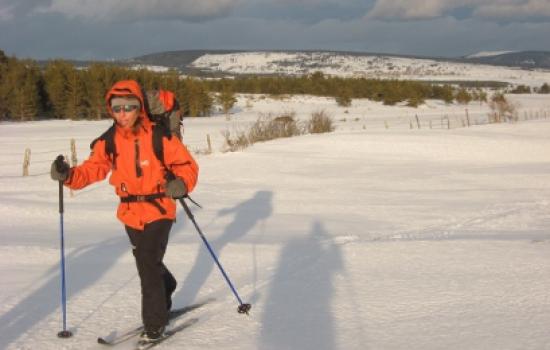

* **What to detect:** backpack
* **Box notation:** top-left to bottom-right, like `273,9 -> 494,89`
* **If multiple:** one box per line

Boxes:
144,89 -> 183,141
90,88 -> 182,172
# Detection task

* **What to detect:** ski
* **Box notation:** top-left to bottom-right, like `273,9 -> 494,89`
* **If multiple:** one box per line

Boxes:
136,317 -> 198,350
97,299 -> 212,346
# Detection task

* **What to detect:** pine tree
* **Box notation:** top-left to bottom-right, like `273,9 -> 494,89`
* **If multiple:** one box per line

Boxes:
455,88 -> 472,104
9,61 -> 41,121
0,49 -> 7,65
44,60 -> 72,119
0,52 -> 11,119
85,63 -> 110,120
183,78 -> 212,117
432,85 -> 454,104
65,68 -> 87,120
216,81 -> 237,117
335,85 -> 352,107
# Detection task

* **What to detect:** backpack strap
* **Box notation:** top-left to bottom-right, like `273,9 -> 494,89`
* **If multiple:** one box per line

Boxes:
90,122 -> 169,175
152,122 -> 173,174
90,123 -> 117,169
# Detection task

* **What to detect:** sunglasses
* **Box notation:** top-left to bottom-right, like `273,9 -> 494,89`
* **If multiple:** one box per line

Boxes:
112,105 -> 139,113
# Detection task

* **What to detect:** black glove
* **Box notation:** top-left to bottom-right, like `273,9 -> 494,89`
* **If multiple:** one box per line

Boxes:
165,178 -> 187,199
51,155 -> 70,182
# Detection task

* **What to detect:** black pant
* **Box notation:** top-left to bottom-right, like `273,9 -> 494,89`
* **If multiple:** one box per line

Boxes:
126,219 -> 177,330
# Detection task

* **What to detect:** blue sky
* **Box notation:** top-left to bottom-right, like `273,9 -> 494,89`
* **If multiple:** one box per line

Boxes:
1,0 -> 549,60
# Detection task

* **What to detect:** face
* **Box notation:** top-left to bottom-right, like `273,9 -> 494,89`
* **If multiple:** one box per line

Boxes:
112,105 -> 140,129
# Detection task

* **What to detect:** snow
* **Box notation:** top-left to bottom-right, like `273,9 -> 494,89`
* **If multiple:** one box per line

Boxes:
130,64 -> 172,73
1,93 -> 550,350
465,51 -> 516,58
190,51 -> 550,87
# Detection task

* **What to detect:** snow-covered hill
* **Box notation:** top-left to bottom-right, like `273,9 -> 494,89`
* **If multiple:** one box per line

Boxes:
188,51 -> 550,86
465,51 -> 517,58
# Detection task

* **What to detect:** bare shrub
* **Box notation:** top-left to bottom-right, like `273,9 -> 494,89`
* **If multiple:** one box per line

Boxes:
248,111 -> 302,143
335,87 -> 352,107
222,111 -> 302,152
306,110 -> 334,134
221,129 -> 249,152
222,110 -> 335,152
488,93 -> 518,123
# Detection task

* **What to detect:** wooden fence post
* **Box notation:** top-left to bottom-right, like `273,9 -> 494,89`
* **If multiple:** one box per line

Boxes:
207,134 -> 212,154
22,148 -> 31,176
70,139 -> 77,167
465,108 -> 471,127
415,114 -> 421,129
70,140 -> 77,197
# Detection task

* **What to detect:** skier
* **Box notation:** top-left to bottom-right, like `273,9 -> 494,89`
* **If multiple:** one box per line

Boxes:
50,80 -> 199,343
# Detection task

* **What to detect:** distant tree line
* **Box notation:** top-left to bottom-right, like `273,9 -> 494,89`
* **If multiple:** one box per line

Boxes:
0,50 -> 213,121
205,72 -> 493,107
2,49 -> 548,121
507,83 -> 550,94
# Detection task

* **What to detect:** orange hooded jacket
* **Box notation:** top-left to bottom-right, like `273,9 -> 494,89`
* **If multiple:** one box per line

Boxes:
64,80 -> 199,230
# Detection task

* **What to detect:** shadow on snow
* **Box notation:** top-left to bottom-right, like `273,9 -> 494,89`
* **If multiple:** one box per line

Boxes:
260,220 -> 344,350
173,190 -> 273,306
0,236 -> 130,348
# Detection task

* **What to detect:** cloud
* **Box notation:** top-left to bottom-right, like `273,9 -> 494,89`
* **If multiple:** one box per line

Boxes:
366,0 -> 550,21
0,7 -> 13,21
2,0 -> 550,60
0,0 -> 53,20
35,0 -> 241,22
475,0 -> 550,19
238,0 -> 372,23
367,0 -> 453,20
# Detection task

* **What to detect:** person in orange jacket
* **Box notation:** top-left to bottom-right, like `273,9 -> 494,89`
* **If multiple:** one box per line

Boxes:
50,80 -> 198,342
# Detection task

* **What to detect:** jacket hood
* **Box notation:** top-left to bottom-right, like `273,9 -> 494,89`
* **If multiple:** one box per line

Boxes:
105,80 -> 147,118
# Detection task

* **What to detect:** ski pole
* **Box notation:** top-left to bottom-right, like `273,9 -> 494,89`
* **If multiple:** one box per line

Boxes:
178,197 -> 251,315
56,155 -> 72,338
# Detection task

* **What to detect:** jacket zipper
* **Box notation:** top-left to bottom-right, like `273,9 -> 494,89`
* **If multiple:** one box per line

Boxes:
134,139 -> 142,178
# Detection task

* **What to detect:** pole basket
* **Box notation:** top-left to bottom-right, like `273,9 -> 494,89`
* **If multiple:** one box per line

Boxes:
57,330 -> 73,338
238,303 -> 252,315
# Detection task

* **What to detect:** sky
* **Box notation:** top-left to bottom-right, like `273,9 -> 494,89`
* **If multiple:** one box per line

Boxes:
1,0 -> 550,60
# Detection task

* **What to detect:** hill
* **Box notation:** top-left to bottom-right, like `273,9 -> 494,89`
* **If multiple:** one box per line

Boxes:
462,50 -> 550,69
36,49 -> 550,86
126,49 -> 550,72
119,50 -> 550,86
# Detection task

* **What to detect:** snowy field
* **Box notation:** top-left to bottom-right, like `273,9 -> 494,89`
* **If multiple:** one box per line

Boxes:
1,94 -> 550,350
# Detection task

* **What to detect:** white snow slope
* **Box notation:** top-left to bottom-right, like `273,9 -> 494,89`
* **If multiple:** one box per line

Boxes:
1,94 -> 550,350
190,51 -> 550,87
